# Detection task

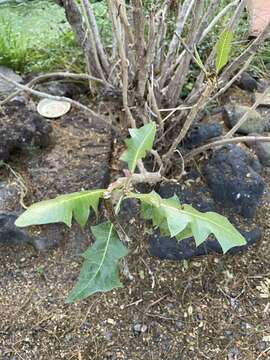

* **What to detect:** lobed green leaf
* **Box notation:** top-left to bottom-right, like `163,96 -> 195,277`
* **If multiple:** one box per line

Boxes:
129,191 -> 246,253
15,189 -> 105,228
120,122 -> 156,172
66,222 -> 128,303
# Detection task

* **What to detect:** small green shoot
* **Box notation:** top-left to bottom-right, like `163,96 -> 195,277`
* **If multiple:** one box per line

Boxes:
215,30 -> 234,74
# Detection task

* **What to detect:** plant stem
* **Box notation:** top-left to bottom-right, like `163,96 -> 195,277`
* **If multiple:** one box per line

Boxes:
184,136 -> 270,161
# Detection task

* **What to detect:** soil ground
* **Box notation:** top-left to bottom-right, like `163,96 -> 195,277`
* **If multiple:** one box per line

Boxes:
1,92 -> 270,359
1,174 -> 270,360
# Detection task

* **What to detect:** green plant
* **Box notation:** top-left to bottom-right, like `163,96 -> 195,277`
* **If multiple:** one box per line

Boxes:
0,17 -> 29,72
16,122 -> 246,303
0,1 -> 84,73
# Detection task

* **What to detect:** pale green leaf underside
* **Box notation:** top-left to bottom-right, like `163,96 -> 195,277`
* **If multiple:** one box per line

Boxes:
120,122 -> 156,172
129,191 -> 246,253
15,189 -> 105,228
215,30 -> 233,74
66,222 -> 128,303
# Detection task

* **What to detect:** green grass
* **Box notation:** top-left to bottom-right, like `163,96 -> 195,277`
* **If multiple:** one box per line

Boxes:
0,0 -> 112,74
0,0 -> 269,80
0,0 -> 84,73
0,17 -> 29,71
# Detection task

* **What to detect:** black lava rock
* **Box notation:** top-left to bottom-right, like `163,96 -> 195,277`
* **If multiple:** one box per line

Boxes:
157,183 -> 216,212
0,102 -> 52,161
0,212 -> 53,251
149,226 -> 261,260
236,72 -> 258,92
203,145 -> 264,218
0,212 -> 32,246
36,80 -> 89,99
184,122 -> 223,149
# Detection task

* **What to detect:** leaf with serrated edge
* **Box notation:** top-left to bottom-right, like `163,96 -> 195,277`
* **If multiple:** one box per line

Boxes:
120,122 -> 156,172
66,222 -> 128,303
215,30 -> 233,74
176,226 -> 193,241
129,191 -> 246,253
15,189 -> 105,228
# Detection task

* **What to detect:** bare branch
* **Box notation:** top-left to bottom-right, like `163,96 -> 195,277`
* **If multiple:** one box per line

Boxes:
108,171 -> 163,191
131,0 -> 146,84
160,0 -> 196,86
219,21 -> 270,84
115,0 -> 134,44
154,0 -> 172,74
0,72 -> 107,123
184,136 -> 270,161
165,0 -> 204,105
115,0 -> 136,73
108,0 -> 136,128
162,82 -> 214,168
147,78 -> 163,129
225,86 -> 270,138
80,0 -> 107,81
81,0 -> 110,75
0,71 -> 113,106
58,0 -> 100,77
137,10 -> 158,98
200,0 -> 240,41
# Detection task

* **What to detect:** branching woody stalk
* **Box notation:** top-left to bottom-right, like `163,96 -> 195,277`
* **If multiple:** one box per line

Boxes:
162,83 -> 214,170
131,0 -> 146,97
108,0 -> 136,128
80,0 -> 110,76
11,0 -> 270,173
159,0 -> 196,88
56,0 -> 100,78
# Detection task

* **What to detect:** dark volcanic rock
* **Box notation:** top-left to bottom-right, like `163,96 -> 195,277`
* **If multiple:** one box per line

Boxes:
184,122 -> 222,149
254,136 -> 270,167
0,182 -> 56,251
36,80 -> 89,99
0,212 -> 52,251
0,102 -> 52,161
0,212 -> 56,251
158,183 -> 215,212
236,72 -> 258,92
0,66 -> 23,97
149,227 -> 261,260
203,145 -> 264,218
0,111 -> 112,251
0,212 -> 32,246
223,104 -> 266,134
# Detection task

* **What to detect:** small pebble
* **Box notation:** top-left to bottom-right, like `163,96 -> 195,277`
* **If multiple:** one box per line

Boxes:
175,320 -> 184,329
224,330 -> 233,337
133,323 -> 147,334
255,341 -> 268,352
107,318 -> 115,325
104,330 -> 113,341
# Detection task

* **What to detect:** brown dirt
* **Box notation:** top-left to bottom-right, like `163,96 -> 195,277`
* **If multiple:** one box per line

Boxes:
1,175 -> 270,360
1,103 -> 270,360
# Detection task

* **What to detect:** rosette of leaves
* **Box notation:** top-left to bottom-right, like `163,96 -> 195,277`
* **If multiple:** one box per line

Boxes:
16,121 -> 245,303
